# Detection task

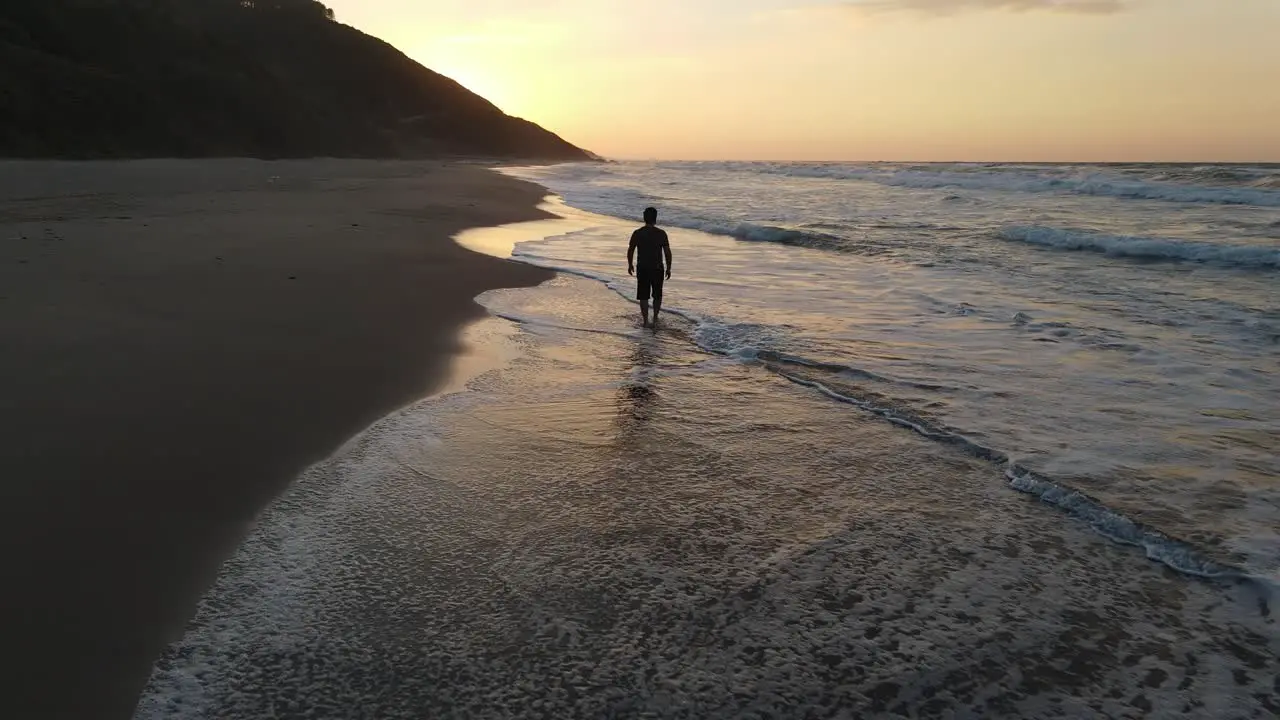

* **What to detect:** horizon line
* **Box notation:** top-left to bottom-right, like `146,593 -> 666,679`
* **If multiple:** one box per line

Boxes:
603,157 -> 1280,165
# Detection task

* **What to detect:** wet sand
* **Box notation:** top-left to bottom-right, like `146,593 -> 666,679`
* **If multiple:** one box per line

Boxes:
0,159 -> 552,719
137,274 -> 1279,719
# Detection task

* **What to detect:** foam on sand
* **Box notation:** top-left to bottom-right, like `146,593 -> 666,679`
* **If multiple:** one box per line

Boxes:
136,278 -> 1279,718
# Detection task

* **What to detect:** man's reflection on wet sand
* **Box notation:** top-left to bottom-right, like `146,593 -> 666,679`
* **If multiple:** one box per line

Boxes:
616,335 -> 660,426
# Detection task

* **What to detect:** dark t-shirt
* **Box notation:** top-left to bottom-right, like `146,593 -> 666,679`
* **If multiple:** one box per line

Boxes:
629,226 -> 669,271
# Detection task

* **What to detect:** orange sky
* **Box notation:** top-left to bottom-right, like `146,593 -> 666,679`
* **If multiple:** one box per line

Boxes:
325,0 -> 1280,161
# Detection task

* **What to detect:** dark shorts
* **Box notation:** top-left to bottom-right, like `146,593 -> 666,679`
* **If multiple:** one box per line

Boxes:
636,267 -> 664,302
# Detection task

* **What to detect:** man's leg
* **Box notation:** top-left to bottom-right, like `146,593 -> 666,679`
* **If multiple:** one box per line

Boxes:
651,276 -> 664,327
638,271 -> 651,327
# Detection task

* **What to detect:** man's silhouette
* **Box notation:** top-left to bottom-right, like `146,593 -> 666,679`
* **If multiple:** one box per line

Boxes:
627,207 -> 671,328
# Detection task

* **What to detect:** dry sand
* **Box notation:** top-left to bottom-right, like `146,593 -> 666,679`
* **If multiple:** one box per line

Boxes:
0,159 -> 552,719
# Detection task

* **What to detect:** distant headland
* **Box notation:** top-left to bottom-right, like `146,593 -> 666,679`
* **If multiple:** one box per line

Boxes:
0,0 -> 594,160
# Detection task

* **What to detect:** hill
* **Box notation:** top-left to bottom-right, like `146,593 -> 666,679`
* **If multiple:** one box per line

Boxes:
0,0 -> 592,160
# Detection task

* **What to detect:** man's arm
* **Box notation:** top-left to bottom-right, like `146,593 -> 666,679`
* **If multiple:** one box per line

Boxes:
627,232 -> 637,276
662,232 -> 672,279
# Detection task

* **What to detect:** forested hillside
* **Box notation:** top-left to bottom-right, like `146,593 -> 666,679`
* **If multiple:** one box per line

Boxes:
0,0 -> 591,159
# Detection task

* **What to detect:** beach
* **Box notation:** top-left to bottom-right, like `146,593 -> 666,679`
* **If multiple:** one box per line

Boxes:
136,163 -> 1277,718
136,275 -> 1278,719
0,160 -> 551,718
6,0 -> 1274,715
6,159 -> 1277,718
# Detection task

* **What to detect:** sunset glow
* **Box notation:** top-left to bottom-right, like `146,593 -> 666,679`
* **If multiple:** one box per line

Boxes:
328,0 -> 1280,161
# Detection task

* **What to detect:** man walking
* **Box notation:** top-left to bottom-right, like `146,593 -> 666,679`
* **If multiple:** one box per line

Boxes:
627,207 -> 672,328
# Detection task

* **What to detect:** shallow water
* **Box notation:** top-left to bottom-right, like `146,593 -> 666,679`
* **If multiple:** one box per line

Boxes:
137,272 -> 1277,718
503,162 -> 1280,583
135,162 -> 1280,716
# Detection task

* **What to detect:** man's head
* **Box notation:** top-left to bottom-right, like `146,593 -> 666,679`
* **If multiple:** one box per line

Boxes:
643,207 -> 658,226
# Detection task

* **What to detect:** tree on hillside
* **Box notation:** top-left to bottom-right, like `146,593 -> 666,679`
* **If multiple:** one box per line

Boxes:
236,0 -> 335,21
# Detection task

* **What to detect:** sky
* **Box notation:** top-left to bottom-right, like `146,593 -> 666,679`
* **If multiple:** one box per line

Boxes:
324,0 -> 1280,162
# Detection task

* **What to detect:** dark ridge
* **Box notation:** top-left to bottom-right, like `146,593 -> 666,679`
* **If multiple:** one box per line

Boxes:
0,0 -> 593,160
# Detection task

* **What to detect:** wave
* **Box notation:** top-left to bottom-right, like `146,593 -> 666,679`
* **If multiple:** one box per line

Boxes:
725,222 -> 835,247
503,167 -> 847,251
1006,467 -> 1241,580
789,360 -> 1260,583
662,218 -> 841,250
661,218 -> 954,254
662,161 -> 1280,208
774,371 -> 1008,464
999,226 -> 1280,269
762,357 -> 1254,583
1148,165 -> 1280,189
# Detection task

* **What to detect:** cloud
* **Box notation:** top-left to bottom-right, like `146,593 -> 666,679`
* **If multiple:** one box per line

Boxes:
844,0 -> 1127,15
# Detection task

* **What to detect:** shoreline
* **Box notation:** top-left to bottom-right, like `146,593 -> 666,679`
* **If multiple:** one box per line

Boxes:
134,265 -> 1280,718
0,159 -> 555,719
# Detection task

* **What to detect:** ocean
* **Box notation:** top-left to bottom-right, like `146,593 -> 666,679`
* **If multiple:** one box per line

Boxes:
503,161 -> 1280,581
137,162 -> 1279,718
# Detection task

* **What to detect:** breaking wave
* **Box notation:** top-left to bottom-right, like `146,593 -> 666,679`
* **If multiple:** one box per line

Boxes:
999,226 -> 1280,269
